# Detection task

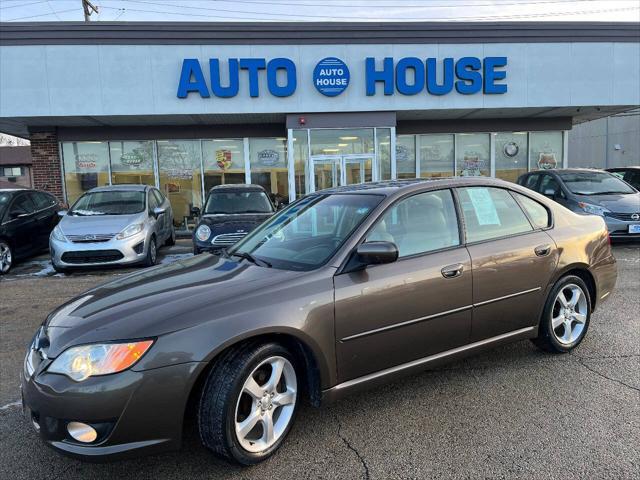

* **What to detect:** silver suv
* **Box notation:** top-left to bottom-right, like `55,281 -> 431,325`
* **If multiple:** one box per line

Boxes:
50,185 -> 175,272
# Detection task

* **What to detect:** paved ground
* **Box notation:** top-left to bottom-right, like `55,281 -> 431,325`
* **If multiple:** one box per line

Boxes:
0,244 -> 638,479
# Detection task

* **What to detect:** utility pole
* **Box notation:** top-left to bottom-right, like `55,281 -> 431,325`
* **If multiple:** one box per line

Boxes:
82,0 -> 99,22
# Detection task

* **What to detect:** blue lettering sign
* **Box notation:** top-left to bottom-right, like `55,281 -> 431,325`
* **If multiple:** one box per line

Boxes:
483,56 -> 508,94
239,58 -> 266,98
426,58 -> 454,95
454,57 -> 483,95
267,58 -> 297,97
395,57 -> 425,96
365,57 -> 394,96
177,59 -> 210,98
209,58 -> 239,98
313,57 -> 350,97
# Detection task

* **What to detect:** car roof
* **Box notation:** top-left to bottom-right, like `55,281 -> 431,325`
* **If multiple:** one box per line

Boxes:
89,184 -> 148,193
314,177 -> 519,196
208,183 -> 266,193
607,166 -> 640,171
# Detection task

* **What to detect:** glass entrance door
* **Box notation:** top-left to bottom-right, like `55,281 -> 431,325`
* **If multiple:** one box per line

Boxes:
310,155 -> 373,192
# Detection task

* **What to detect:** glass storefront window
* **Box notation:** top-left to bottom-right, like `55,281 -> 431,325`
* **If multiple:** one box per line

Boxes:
396,135 -> 416,179
202,139 -> 246,192
109,141 -> 155,187
157,140 -> 203,228
495,132 -> 528,183
61,141 -> 110,205
456,133 -> 490,177
309,128 -> 374,156
529,131 -> 563,171
292,130 -> 309,199
249,137 -> 288,205
420,134 -> 454,178
377,128 -> 392,181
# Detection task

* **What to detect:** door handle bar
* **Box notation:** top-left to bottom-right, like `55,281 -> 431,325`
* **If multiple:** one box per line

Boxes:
441,263 -> 464,279
534,244 -> 552,257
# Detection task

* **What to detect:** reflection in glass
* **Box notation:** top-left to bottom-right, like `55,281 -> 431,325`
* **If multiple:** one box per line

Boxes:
314,160 -> 341,191
376,128 -> 391,181
529,132 -> 563,171
309,128 -> 374,156
396,135 -> 416,179
420,134 -> 454,178
292,130 -> 309,199
495,132 -> 528,183
456,133 -> 490,177
157,140 -> 203,228
202,139 -> 245,191
249,138 -> 288,205
61,142 -> 110,205
109,141 -> 155,187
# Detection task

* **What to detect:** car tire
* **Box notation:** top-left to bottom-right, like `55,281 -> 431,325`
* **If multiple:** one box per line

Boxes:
143,236 -> 157,267
198,342 -> 299,465
532,275 -> 592,353
165,226 -> 176,246
52,262 -> 71,275
0,240 -> 13,274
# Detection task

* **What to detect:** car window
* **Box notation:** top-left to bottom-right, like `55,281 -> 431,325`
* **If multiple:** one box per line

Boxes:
538,174 -> 566,199
524,174 -> 540,190
514,193 -> 551,229
609,171 -> 625,180
558,171 -> 635,195
32,192 -> 56,210
152,189 -> 165,206
624,171 -> 640,190
366,190 -> 460,257
148,190 -> 159,210
458,187 -> 533,243
9,193 -> 36,216
69,190 -> 146,216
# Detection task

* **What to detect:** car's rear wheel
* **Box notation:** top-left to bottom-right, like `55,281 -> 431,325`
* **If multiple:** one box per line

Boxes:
532,275 -> 591,353
143,236 -> 157,267
198,342 -> 299,465
0,240 -> 13,274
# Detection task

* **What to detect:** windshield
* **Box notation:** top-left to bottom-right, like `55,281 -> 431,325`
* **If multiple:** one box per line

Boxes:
0,192 -> 10,219
229,194 -> 384,271
559,172 -> 636,195
204,190 -> 273,214
69,190 -> 146,216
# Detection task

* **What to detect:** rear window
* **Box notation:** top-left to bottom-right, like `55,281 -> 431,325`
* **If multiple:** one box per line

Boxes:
514,193 -> 551,229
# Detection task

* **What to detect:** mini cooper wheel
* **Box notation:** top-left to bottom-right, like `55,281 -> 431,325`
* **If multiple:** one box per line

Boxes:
143,236 -> 157,267
533,275 -> 591,353
198,342 -> 299,465
0,240 -> 13,274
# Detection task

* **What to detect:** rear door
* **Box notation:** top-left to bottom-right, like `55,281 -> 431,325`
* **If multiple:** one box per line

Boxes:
30,192 -> 59,250
6,192 -> 38,258
334,189 -> 472,382
457,186 -> 558,341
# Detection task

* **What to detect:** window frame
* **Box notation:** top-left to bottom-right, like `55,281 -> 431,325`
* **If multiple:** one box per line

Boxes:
510,190 -> 554,231
8,192 -> 37,218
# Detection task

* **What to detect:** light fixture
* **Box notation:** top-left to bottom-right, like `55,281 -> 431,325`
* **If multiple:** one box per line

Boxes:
323,148 -> 340,153
338,143 -> 348,147
339,136 -> 358,141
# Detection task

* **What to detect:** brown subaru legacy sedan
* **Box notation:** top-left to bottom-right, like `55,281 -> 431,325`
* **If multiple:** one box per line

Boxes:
22,178 -> 617,464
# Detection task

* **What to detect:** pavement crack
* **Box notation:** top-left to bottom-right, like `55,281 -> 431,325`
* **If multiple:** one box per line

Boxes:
334,412 -> 370,479
571,354 -> 640,394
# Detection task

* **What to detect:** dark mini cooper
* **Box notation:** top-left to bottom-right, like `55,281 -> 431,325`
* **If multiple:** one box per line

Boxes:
192,184 -> 275,254
22,178 -> 616,465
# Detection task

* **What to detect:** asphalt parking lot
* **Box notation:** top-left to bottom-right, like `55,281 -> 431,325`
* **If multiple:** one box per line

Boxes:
0,243 -> 638,479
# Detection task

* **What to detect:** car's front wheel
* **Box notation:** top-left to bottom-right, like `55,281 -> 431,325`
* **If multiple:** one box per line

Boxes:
143,236 -> 157,267
198,342 -> 299,465
0,240 -> 13,274
532,275 -> 591,353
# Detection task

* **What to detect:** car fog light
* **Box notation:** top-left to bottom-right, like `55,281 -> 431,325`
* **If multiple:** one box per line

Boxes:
67,422 -> 97,443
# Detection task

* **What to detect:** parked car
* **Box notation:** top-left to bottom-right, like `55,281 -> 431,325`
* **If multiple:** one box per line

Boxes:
517,168 -> 640,240
192,184 -> 276,255
50,185 -> 175,273
22,178 -> 616,464
0,188 -> 61,274
606,166 -> 640,190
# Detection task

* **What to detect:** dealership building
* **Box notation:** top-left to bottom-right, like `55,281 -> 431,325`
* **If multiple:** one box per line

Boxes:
0,21 -> 638,229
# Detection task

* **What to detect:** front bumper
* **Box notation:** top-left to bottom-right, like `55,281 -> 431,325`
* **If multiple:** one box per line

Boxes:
603,216 -> 640,240
50,231 -> 149,268
21,357 -> 204,461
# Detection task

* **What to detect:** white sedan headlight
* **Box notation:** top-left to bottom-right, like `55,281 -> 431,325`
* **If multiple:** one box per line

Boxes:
51,225 -> 67,243
195,224 -> 211,242
116,223 -> 144,240
48,340 -> 154,382
578,202 -> 610,217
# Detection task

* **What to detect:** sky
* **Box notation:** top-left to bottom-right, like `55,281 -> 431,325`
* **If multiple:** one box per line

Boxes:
1,0 -> 639,22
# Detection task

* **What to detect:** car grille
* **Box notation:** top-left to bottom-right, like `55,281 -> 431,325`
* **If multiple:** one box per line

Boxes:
605,212 -> 640,221
211,232 -> 248,246
61,250 -> 124,264
66,233 -> 116,243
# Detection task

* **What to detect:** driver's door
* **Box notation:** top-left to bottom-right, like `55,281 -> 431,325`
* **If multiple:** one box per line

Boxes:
6,193 -> 38,258
333,189 -> 472,382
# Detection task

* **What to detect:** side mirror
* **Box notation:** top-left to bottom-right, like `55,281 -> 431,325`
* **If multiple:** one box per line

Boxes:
190,206 -> 201,217
356,241 -> 399,266
57,210 -> 67,217
152,207 -> 166,217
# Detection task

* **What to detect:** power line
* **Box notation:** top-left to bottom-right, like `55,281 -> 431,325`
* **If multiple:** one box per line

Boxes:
0,1 -> 48,10
3,7 -> 78,21
46,0 -> 61,21
209,0 -> 603,9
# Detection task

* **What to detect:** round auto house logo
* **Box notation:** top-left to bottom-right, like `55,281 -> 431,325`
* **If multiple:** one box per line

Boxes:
313,57 -> 350,97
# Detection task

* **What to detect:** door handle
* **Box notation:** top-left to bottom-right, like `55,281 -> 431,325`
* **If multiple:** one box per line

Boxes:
534,244 -> 552,257
441,263 -> 464,279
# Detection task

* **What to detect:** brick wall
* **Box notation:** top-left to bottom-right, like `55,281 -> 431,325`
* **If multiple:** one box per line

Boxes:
29,130 -> 64,202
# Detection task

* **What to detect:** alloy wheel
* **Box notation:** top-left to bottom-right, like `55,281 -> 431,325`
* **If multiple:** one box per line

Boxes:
150,239 -> 157,264
551,283 -> 588,345
0,242 -> 12,273
234,356 -> 297,453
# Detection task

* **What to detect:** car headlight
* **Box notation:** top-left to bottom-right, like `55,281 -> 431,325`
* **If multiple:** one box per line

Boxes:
578,202 -> 610,217
195,224 -> 211,242
116,223 -> 144,240
51,225 -> 67,243
48,340 -> 154,382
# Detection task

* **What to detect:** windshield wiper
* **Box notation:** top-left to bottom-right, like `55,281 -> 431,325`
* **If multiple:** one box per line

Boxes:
592,191 -> 630,195
230,251 -> 272,268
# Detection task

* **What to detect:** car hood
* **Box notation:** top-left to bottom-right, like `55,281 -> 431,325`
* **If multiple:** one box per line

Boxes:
199,213 -> 272,228
42,254 -> 304,357
578,193 -> 640,213
59,213 -> 145,236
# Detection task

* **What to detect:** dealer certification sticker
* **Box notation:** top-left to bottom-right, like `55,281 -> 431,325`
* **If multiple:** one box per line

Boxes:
629,224 -> 640,234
